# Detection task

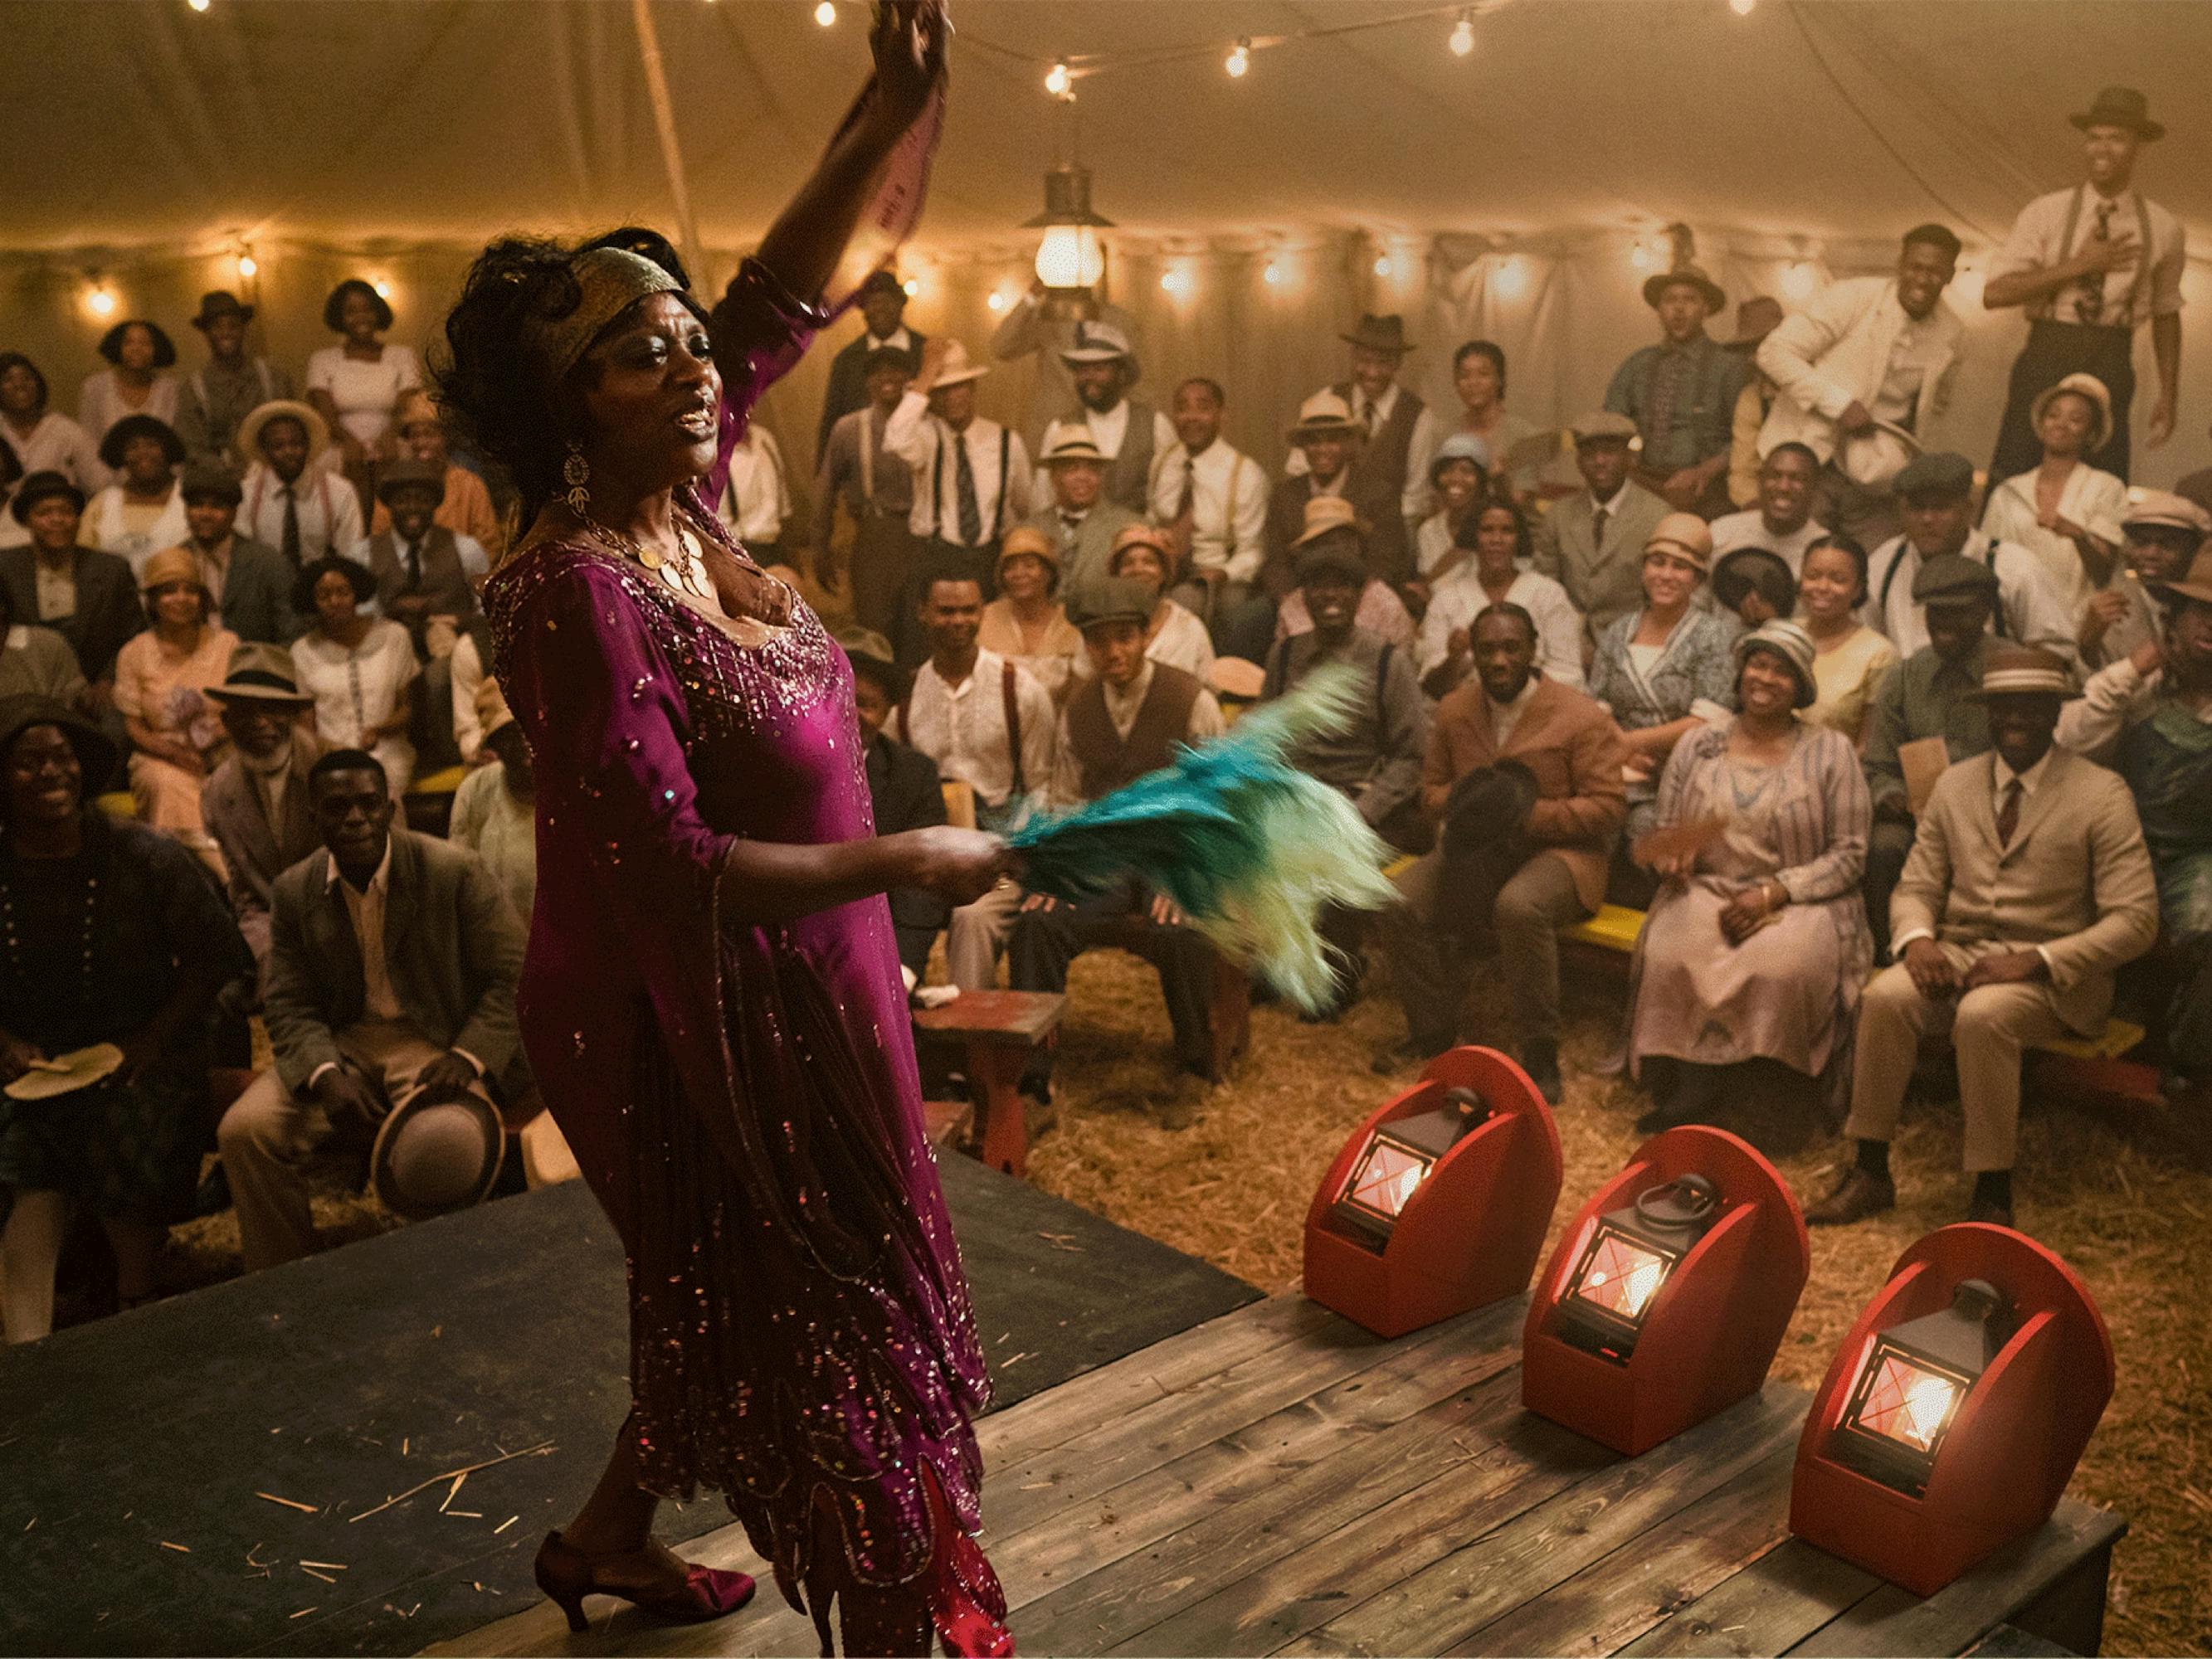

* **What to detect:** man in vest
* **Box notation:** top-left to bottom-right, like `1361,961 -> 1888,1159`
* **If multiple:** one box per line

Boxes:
1983,87 -> 2184,486
366,459 -> 485,660
1009,577 -> 1228,1128
884,338 -> 1030,659
814,345 -> 918,645
815,268 -> 925,465
175,460 -> 300,645
1288,314 -> 1425,585
173,290 -> 295,467
1048,322 -> 1176,518
1605,265 -> 1752,518
1025,425 -> 1140,603
1864,452 -> 2075,664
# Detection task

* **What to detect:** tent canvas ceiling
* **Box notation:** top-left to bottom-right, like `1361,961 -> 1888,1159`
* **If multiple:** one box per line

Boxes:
5,0 -> 2210,260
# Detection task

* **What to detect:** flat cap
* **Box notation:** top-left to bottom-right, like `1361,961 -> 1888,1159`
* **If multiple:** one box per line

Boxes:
1911,551 -> 2001,604
1893,450 -> 1976,500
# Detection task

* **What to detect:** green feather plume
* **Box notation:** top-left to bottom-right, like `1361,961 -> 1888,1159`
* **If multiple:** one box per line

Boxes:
1008,664 -> 1399,1012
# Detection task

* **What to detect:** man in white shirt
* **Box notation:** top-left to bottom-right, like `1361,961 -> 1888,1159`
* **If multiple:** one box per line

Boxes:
236,400 -> 365,570
1152,377 -> 1270,652
1708,442 -> 1830,574
884,339 -> 1030,601
989,282 -> 1141,451
712,425 -> 793,567
1756,224 -> 1965,551
814,268 -> 923,464
1983,87 -> 2185,484
1041,322 -> 1177,518
891,567 -> 1056,990
1864,453 -> 2077,667
1286,314 -> 1425,584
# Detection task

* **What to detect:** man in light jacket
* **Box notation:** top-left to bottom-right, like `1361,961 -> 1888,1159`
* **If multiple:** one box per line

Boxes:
1756,224 -> 1966,551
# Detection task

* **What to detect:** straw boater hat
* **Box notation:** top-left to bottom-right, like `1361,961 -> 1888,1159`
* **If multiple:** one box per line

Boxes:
368,1077 -> 506,1221
1291,493 -> 1362,550
1644,513 -> 1715,572
1058,320 -> 1138,383
1339,314 -> 1414,356
191,289 -> 256,330
1733,618 -> 1819,709
1643,264 -> 1727,316
236,399 -> 331,465
207,640 -> 314,709
1037,424 -> 1106,466
1969,645 -> 2074,701
1286,390 -> 1362,445
2029,372 -> 2114,454
2122,489 -> 2212,540
1568,409 -> 1639,446
2071,85 -> 2162,142
924,339 -> 991,389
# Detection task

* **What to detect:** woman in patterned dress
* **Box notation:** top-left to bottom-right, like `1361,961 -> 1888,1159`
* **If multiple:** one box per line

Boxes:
437,8 -> 1014,1655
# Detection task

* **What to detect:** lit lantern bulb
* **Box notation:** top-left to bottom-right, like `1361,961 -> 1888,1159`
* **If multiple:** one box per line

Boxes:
371,279 -> 392,299
1373,254 -> 1392,278
986,289 -> 1011,314
85,284 -> 117,318
187,0 -> 210,11
1044,61 -> 1071,97
1731,0 -> 1756,13
1225,38 -> 1250,78
1449,12 -> 1475,56
813,0 -> 836,24
1159,267 -> 1194,298
1630,241 -> 1656,270
1261,260 -> 1284,287
236,253 -> 258,279
902,277 -> 920,298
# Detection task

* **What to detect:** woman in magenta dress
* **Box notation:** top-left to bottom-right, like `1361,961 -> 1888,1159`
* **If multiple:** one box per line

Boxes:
436,10 -> 1012,1653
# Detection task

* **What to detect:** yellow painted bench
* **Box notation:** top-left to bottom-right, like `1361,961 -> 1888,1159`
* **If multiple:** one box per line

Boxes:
1561,901 -> 2149,1065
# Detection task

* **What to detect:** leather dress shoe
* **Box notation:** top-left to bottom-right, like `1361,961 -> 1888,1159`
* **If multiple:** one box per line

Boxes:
1804,1167 -> 1896,1227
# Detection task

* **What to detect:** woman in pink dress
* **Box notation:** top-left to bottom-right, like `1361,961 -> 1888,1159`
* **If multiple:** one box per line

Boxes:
440,10 -> 1011,1654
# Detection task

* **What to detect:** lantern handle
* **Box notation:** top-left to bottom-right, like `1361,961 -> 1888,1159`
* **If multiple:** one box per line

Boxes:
1635,1171 -> 1721,1226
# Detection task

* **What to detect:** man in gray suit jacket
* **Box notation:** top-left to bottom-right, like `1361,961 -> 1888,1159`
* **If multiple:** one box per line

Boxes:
1025,426 -> 1139,606
1530,411 -> 1672,635
217,747 -> 528,1270
200,642 -> 322,969
1810,646 -> 2157,1229
178,460 -> 300,644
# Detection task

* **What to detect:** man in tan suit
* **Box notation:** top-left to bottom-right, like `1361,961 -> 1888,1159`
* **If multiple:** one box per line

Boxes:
1376,604 -> 1628,1100
1530,411 -> 1672,635
1809,646 -> 2157,1228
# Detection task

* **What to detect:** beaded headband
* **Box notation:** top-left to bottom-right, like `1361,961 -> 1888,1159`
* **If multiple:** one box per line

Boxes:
528,247 -> 684,383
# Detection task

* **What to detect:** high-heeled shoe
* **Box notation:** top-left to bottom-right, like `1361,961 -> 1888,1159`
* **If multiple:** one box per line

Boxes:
920,1466 -> 1014,1658
533,1530 -> 757,1634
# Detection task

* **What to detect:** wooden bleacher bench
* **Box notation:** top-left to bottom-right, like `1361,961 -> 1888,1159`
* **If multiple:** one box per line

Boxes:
1562,902 -> 2149,1068
912,990 -> 1065,1178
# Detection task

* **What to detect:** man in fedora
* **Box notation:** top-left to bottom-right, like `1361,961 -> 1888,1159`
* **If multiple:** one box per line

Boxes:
173,460 -> 299,645
1723,294 -> 1785,512
367,458 -> 485,662
884,338 -> 1030,628
1289,314 -> 1425,584
1049,321 -> 1177,518
237,400 -> 366,569
815,268 -> 925,465
1810,645 -> 2157,1228
1530,411 -> 1670,635
1,471 -> 144,702
218,747 -> 528,1270
1375,603 -> 1628,1102
1264,392 -> 1368,604
1756,224 -> 1966,549
1025,422 -> 1140,599
1864,452 -> 2076,664
2058,538 -> 2212,1097
991,277 -> 1141,451
814,344 -> 919,644
173,290 -> 294,467
202,641 -> 322,969
1984,87 -> 2185,485
1606,265 -> 1751,518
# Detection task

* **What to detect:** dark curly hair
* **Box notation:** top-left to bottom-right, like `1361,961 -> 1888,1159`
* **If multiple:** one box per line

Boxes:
1454,493 -> 1534,564
432,227 -> 702,522
324,278 -> 395,334
293,553 -> 377,616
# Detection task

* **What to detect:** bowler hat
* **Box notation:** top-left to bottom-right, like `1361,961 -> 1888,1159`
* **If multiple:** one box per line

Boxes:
374,457 -> 446,506
1893,450 -> 1976,501
1642,265 -> 1726,315
1440,761 -> 1541,861
207,640 -> 314,708
2070,85 -> 2163,142
178,459 -> 243,506
9,470 -> 85,526
368,1081 -> 506,1221
0,693 -> 119,789
98,413 -> 184,472
1339,314 -> 1414,356
191,290 -> 256,329
1068,577 -> 1156,633
858,268 -> 908,302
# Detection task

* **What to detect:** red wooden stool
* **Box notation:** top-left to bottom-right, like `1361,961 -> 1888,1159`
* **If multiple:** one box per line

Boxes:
912,990 -> 1065,1178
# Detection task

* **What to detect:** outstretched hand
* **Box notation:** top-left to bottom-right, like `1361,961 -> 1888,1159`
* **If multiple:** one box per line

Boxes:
870,1 -> 948,135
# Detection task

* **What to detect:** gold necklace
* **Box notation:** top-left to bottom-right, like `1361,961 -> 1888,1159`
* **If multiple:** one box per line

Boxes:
577,506 -> 714,600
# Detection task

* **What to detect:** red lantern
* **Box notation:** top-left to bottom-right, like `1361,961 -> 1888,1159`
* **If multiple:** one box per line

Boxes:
1303,1046 -> 1562,1339
1791,1224 -> 2114,1596
1522,1125 -> 1807,1455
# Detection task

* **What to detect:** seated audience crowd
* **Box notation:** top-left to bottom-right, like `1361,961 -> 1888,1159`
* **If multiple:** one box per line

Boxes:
4,99 -> 2210,1334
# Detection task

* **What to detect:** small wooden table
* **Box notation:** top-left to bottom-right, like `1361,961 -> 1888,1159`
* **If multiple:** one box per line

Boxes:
913,990 -> 1065,1177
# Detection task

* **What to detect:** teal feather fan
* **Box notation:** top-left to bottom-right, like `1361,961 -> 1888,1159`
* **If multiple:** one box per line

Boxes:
1007,664 -> 1398,1013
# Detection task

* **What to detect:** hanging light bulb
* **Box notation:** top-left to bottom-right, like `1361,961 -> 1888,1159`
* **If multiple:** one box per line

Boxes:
85,280 -> 118,318
1630,239 -> 1657,270
986,287 -> 1014,314
1160,265 -> 1195,299
1492,255 -> 1530,301
1730,0 -> 1756,13
1449,10 -> 1475,56
186,0 -> 211,12
1026,163 -> 1113,320
1262,259 -> 1285,288
371,277 -> 392,300
902,276 -> 921,298
236,251 -> 258,279
1045,61 -> 1072,98
1225,37 -> 1251,78
813,0 -> 836,23
1373,254 -> 1393,278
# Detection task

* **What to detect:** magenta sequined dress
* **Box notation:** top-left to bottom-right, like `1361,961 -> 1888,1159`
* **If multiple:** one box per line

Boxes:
483,265 -> 996,1651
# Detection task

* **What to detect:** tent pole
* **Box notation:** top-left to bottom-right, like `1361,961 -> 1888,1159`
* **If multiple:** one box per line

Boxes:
631,0 -> 707,284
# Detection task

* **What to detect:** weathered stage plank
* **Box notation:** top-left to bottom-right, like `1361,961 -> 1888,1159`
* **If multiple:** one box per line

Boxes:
435,1293 -> 2123,1659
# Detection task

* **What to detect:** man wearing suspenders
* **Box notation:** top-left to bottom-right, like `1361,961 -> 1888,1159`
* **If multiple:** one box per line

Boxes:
1983,87 -> 2185,486
1153,376 -> 1271,654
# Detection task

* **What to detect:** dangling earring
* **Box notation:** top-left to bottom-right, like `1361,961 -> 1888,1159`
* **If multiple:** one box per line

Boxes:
563,440 -> 592,517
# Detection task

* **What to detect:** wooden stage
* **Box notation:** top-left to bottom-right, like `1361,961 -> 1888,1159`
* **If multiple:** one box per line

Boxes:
442,1293 -> 2122,1659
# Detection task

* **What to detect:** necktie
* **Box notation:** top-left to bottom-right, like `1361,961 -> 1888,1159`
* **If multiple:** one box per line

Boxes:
1996,778 -> 2023,846
2073,200 -> 2117,324
1591,504 -> 1610,550
280,484 -> 301,567
953,432 -> 983,546
1176,456 -> 1198,521
405,538 -> 422,589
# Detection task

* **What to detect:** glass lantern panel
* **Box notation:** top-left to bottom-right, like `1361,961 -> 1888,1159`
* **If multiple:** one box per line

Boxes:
1343,1138 -> 1434,1223
1853,1349 -> 1966,1455
1568,1230 -> 1674,1324
1035,226 -> 1106,289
